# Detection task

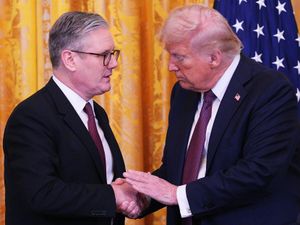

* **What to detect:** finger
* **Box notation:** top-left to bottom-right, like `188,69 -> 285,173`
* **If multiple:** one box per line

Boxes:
123,170 -> 150,182
123,172 -> 143,182
123,201 -> 135,216
126,201 -> 141,218
125,176 -> 154,187
124,178 -> 136,186
126,201 -> 137,212
128,207 -> 140,219
124,176 -> 146,185
113,178 -> 126,185
118,201 -> 129,212
125,174 -> 159,189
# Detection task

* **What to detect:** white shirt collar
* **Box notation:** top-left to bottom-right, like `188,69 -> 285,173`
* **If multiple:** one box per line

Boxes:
52,75 -> 93,114
211,54 -> 240,101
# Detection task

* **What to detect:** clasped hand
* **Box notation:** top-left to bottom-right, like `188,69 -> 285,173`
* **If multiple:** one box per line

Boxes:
111,178 -> 148,218
112,170 -> 178,218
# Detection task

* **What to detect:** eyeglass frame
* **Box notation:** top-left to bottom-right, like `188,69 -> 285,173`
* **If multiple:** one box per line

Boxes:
70,49 -> 120,66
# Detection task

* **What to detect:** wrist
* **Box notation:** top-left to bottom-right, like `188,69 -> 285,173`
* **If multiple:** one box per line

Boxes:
171,185 -> 178,205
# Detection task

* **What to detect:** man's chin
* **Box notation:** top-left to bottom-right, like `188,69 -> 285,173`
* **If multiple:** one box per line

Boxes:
178,81 -> 190,90
98,85 -> 111,95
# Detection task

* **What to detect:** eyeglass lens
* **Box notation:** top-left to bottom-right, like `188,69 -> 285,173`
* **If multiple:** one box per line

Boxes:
104,50 -> 120,66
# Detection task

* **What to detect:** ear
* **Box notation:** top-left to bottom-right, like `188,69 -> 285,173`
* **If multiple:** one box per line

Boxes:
209,49 -> 222,69
61,50 -> 77,71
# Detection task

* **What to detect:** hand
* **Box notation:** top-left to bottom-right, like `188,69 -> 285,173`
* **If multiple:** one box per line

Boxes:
123,170 -> 178,206
111,178 -> 144,218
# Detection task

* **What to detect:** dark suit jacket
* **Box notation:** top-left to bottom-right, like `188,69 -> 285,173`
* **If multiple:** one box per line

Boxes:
150,55 -> 300,225
3,78 -> 125,225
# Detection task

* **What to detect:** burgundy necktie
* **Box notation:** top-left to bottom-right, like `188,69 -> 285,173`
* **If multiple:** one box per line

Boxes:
84,102 -> 106,170
182,90 -> 216,225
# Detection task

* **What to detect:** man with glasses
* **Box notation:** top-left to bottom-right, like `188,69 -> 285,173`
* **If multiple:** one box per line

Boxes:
3,12 -> 141,225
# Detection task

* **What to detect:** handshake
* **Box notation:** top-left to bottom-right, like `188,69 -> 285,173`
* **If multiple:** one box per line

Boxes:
111,176 -> 149,218
111,170 -> 178,219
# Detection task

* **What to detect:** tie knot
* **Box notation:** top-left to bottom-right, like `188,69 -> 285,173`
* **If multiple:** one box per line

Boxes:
84,102 -> 94,117
203,90 -> 216,104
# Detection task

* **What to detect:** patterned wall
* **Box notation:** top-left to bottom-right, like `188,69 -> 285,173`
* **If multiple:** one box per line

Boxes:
0,1 -> 299,225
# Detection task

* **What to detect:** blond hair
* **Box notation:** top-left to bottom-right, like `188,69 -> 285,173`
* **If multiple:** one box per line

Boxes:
160,4 -> 242,57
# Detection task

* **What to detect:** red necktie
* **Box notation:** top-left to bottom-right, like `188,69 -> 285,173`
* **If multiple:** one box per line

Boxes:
182,90 -> 216,225
84,102 -> 106,170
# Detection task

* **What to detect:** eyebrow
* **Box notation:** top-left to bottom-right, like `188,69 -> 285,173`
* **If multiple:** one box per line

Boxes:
101,49 -> 112,53
100,48 -> 115,54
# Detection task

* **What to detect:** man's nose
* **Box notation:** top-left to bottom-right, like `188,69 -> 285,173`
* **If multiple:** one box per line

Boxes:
168,60 -> 179,71
108,56 -> 118,69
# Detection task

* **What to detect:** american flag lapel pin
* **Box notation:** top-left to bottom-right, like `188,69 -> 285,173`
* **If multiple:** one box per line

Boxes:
234,93 -> 241,101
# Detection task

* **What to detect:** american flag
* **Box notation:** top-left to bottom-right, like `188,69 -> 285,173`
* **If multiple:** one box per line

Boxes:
214,0 -> 300,118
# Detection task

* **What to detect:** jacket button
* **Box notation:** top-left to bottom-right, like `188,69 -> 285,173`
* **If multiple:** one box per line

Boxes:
90,210 -> 107,216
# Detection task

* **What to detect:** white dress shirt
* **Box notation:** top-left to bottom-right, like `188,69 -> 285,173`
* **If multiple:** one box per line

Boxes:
52,75 -> 114,184
176,54 -> 241,217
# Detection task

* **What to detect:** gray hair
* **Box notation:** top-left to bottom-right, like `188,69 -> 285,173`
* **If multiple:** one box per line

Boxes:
49,11 -> 108,68
160,4 -> 242,58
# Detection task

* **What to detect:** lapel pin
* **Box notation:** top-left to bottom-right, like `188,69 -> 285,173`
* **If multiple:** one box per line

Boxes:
234,93 -> 241,101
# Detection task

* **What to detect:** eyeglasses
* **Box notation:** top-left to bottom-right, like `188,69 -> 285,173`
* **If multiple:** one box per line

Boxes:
70,49 -> 120,66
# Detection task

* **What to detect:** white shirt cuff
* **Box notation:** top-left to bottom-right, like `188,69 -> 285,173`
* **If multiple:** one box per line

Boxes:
176,184 -> 192,218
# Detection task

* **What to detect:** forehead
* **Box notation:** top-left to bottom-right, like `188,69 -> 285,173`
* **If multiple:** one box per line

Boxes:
81,28 -> 114,51
165,41 -> 191,54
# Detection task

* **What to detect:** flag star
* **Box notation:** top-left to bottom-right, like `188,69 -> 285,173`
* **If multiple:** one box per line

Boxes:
251,51 -> 263,63
296,34 -> 300,47
276,1 -> 287,15
233,19 -> 244,33
296,89 -> 300,102
273,29 -> 285,43
253,24 -> 265,38
256,0 -> 266,10
294,61 -> 300,75
272,56 -> 285,70
239,0 -> 247,4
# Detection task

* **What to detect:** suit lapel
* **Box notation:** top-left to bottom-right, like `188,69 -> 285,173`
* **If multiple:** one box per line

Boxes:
94,103 -> 125,179
63,113 -> 107,181
206,55 -> 252,172
45,79 -> 107,182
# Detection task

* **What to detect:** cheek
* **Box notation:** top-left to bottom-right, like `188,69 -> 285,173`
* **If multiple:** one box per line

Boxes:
183,67 -> 209,86
183,67 -> 200,81
97,66 -> 106,76
192,64 -> 209,77
88,66 -> 105,81
179,63 -> 193,76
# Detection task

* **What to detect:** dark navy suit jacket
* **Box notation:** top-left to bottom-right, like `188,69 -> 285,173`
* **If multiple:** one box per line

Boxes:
150,55 -> 300,225
3,78 -> 125,225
